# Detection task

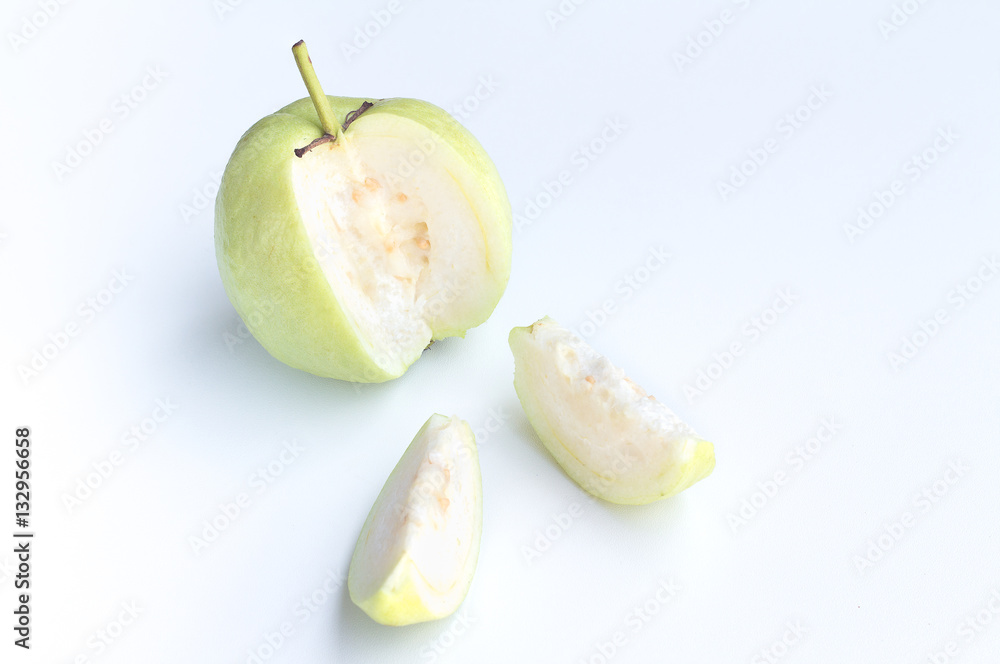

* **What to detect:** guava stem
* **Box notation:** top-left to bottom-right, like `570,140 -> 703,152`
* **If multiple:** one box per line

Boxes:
292,40 -> 342,140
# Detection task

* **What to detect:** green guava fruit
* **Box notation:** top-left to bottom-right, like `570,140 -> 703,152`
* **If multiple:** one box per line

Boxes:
215,41 -> 511,381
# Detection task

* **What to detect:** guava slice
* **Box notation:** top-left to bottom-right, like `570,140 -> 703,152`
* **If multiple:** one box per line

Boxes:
509,317 -> 715,505
348,414 -> 482,625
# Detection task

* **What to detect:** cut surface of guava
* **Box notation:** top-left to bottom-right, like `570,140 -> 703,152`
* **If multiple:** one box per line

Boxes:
509,317 -> 715,505
293,112 -> 500,376
348,414 -> 481,626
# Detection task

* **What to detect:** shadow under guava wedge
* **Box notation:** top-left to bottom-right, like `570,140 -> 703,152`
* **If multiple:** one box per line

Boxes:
215,41 -> 512,382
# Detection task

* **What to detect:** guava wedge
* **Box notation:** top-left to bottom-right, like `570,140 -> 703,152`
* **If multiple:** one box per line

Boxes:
348,414 -> 482,625
509,317 -> 715,505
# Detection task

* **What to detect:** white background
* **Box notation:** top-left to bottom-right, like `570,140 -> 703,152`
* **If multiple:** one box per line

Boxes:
2,0 -> 999,662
